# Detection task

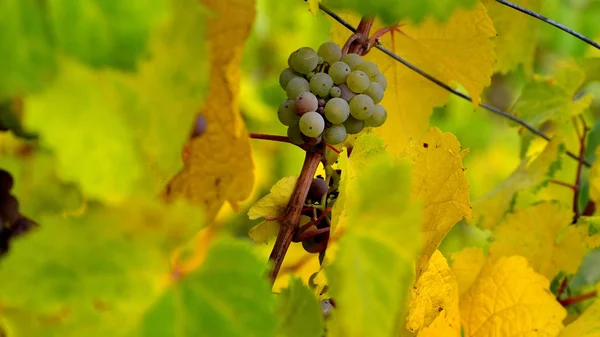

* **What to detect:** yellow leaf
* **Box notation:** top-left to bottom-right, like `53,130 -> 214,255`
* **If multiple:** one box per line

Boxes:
559,285 -> 600,336
405,127 -> 471,275
248,176 -> 297,220
471,137 -> 564,229
248,221 -> 280,245
460,256 -> 566,337
407,250 -> 459,335
163,0 -> 255,223
308,0 -> 319,14
417,280 -> 461,337
575,216 -> 600,249
450,247 -> 486,297
589,147 -> 600,206
482,0 -> 541,73
332,4 -> 495,155
489,202 -> 592,280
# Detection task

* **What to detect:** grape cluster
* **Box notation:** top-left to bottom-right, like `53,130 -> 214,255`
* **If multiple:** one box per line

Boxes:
0,169 -> 36,256
279,42 -> 388,146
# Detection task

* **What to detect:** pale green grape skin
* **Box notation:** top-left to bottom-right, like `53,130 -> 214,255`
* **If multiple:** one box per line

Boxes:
291,47 -> 319,74
341,53 -> 363,70
287,123 -> 305,145
328,61 -> 351,84
323,124 -> 347,145
324,98 -> 350,124
338,84 -> 356,102
287,51 -> 296,68
343,116 -> 365,134
299,111 -> 325,137
330,86 -> 342,98
307,71 -> 316,80
356,61 -> 379,78
318,56 -> 324,65
346,70 -> 370,93
295,91 -> 319,114
278,100 -> 299,126
364,82 -> 384,104
279,68 -> 301,90
318,41 -> 342,64
309,73 -> 334,98
286,77 -> 310,100
374,73 -> 387,90
349,94 -> 375,120
366,105 -> 387,127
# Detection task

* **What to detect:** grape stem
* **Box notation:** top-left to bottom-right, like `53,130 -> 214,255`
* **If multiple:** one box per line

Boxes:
268,145 -> 325,284
572,116 -> 589,224
559,290 -> 597,307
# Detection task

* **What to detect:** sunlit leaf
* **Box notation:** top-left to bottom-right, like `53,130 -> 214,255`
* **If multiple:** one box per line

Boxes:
450,247 -> 486,297
275,277 -> 324,337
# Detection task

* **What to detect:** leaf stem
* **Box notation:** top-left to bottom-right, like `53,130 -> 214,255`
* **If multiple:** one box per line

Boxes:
316,2 -> 592,168
572,116 -> 590,223
550,180 -> 577,191
559,290 -> 597,307
556,276 -> 569,299
495,0 -> 600,51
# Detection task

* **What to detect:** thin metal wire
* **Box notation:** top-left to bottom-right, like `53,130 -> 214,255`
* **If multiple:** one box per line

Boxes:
317,2 -> 592,167
496,0 -> 600,51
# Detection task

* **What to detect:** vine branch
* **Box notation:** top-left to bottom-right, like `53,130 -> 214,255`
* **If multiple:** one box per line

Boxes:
316,2 -> 592,168
495,0 -> 600,51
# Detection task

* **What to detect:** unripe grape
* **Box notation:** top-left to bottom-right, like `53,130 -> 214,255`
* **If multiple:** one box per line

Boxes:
366,105 -> 387,127
341,53 -> 363,70
301,134 -> 322,145
295,92 -> 318,114
287,123 -> 305,145
346,70 -> 370,93
278,100 -> 300,126
286,77 -> 310,100
343,116 -> 365,134
374,73 -> 387,90
291,47 -> 319,74
330,87 -> 341,98
299,111 -> 325,137
364,82 -> 384,104
318,41 -> 342,64
309,73 -> 334,98
324,98 -> 350,124
279,68 -> 301,90
349,94 -> 375,120
356,61 -> 379,78
328,61 -> 351,84
322,124 -> 347,145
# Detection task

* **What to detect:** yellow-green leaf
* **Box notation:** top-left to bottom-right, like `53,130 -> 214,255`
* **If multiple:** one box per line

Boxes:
275,277 -> 324,337
326,156 -> 422,337
471,137 -> 564,229
460,256 -> 566,337
249,220 -> 281,245
248,176 -> 298,220
405,127 -> 471,274
489,201 -> 591,280
164,0 -> 256,223
589,147 -> 600,207
407,250 -> 458,334
333,5 -> 495,155
450,247 -> 486,297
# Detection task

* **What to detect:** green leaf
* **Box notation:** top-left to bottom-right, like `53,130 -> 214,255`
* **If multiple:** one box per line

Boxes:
275,277 -> 324,337
0,0 -> 56,99
23,0 -> 209,203
511,60 -> 594,127
326,0 -> 478,25
137,238 -> 277,337
46,0 -> 167,70
0,199 -> 203,336
326,155 -> 422,337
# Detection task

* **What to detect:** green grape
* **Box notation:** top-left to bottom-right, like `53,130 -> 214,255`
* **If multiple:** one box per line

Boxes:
374,73 -> 387,90
299,111 -> 325,137
317,41 -> 342,64
343,116 -> 365,134
341,53 -> 363,70
279,68 -> 301,90
287,123 -> 305,145
356,61 -> 379,78
278,100 -> 300,126
318,56 -> 324,65
291,47 -> 319,74
346,70 -> 370,93
366,105 -> 387,127
330,86 -> 341,98
309,73 -> 334,98
323,124 -> 347,145
295,92 -> 318,114
338,84 -> 356,102
328,61 -> 351,84
286,77 -> 310,100
307,71 -> 316,80
324,98 -> 350,124
287,50 -> 296,68
349,94 -> 374,120
364,82 -> 384,104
